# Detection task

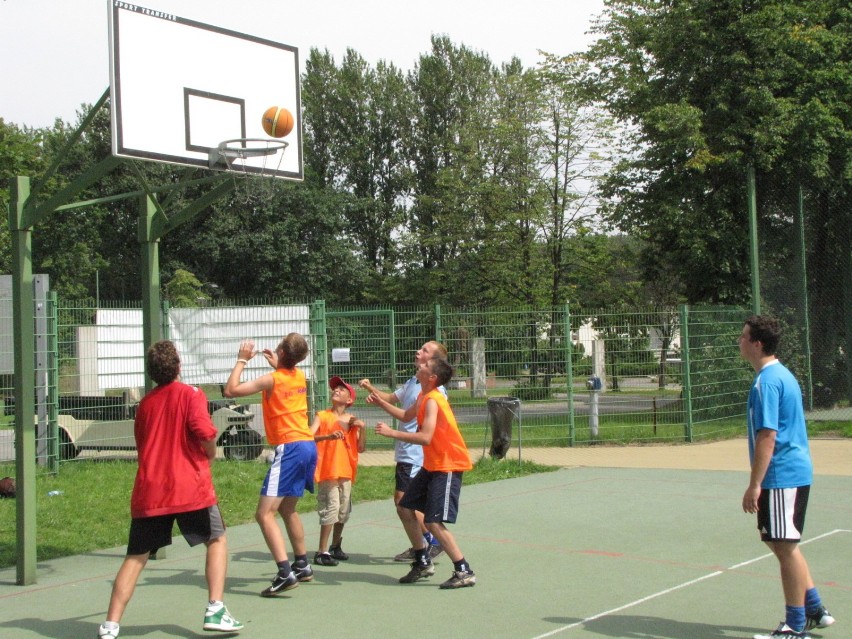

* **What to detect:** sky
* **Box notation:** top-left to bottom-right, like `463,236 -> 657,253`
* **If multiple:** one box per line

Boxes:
0,0 -> 606,130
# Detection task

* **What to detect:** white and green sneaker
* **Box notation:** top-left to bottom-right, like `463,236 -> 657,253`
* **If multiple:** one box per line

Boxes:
97,622 -> 120,638
203,605 -> 243,633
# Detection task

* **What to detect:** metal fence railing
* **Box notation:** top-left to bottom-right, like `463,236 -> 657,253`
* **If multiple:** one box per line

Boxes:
1,298 -> 822,466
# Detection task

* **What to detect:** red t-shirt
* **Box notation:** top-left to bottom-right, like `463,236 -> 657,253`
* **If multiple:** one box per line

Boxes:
130,381 -> 218,518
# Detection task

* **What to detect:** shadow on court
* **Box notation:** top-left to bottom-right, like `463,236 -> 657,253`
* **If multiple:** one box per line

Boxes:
1,466 -> 849,638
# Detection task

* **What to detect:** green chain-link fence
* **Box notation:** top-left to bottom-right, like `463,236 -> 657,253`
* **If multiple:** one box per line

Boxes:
2,298 -> 773,467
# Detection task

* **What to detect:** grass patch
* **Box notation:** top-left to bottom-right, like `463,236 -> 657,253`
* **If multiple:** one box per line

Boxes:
0,456 -> 555,570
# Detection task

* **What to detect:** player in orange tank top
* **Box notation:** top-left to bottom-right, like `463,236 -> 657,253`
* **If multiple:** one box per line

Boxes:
224,333 -> 318,596
373,356 -> 476,589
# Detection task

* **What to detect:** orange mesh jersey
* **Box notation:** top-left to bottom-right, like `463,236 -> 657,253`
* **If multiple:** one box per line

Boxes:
314,409 -> 360,482
262,368 -> 313,445
417,389 -> 472,472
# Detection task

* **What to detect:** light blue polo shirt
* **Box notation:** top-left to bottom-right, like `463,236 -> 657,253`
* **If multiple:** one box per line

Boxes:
747,360 -> 812,488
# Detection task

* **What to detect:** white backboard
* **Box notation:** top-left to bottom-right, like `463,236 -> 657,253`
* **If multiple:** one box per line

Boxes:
108,1 -> 303,180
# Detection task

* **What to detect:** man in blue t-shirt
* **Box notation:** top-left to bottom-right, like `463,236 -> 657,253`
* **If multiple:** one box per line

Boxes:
739,316 -> 835,639
359,341 -> 447,561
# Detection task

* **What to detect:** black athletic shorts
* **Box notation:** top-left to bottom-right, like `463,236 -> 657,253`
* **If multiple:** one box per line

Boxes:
126,504 -> 225,556
399,468 -> 463,524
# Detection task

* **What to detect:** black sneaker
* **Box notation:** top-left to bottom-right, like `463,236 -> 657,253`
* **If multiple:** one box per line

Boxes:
314,552 -> 338,567
329,542 -> 349,561
439,569 -> 476,589
753,622 -> 811,639
260,571 -> 299,597
399,561 -> 435,583
805,606 -> 836,630
292,561 -> 314,582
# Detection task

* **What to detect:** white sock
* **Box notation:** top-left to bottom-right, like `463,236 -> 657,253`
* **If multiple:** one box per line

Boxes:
207,600 -> 224,611
101,621 -> 119,630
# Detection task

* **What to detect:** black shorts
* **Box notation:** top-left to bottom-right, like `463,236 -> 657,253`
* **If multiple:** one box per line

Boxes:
395,462 -> 420,493
126,505 -> 226,556
399,468 -> 463,524
757,486 -> 809,542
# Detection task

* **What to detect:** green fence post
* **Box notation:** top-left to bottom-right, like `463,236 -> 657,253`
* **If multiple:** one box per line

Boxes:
796,185 -> 814,410
564,303 -> 575,447
389,309 -> 397,391
311,300 -> 329,413
434,304 -> 442,342
747,166 -> 761,315
679,305 -> 694,442
47,291 -> 59,474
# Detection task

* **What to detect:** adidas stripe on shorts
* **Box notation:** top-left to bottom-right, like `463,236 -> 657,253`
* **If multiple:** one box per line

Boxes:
757,485 -> 809,542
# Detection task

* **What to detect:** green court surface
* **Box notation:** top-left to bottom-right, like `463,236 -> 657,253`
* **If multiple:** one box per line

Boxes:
1,467 -> 849,638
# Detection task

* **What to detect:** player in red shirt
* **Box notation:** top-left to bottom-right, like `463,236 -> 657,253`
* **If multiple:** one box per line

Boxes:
97,341 -> 241,638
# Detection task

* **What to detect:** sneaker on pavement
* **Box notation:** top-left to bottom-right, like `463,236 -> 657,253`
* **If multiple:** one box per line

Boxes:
753,622 -> 811,639
394,547 -> 416,562
329,542 -> 349,561
314,551 -> 339,567
399,561 -> 435,583
293,562 -> 314,582
203,605 -> 244,632
805,606 -> 836,630
439,569 -> 476,589
428,544 -> 444,560
260,571 -> 299,597
98,623 -> 120,638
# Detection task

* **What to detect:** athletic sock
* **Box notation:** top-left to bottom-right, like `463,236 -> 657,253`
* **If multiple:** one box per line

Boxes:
453,558 -> 470,572
423,531 -> 435,545
785,605 -> 806,632
276,560 -> 292,575
207,600 -> 223,611
805,587 -> 823,615
294,554 -> 308,566
414,546 -> 429,564
101,621 -> 119,631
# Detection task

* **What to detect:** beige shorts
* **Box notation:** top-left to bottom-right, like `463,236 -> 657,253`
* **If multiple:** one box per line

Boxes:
317,479 -> 353,526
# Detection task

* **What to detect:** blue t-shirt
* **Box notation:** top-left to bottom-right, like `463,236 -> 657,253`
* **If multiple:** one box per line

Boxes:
393,376 -> 447,467
747,360 -> 812,488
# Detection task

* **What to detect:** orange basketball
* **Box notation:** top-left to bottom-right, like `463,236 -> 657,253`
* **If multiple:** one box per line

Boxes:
261,106 -> 294,138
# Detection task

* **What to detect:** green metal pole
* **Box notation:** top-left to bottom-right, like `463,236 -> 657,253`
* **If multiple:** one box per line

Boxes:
434,304 -> 442,342
10,176 -> 37,585
796,186 -> 814,410
679,305 -> 694,443
388,310 -> 397,391
311,300 -> 329,413
564,303 -> 575,447
138,194 -> 161,394
747,166 -> 761,315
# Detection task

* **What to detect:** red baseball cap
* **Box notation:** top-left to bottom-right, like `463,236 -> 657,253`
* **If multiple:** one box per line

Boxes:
329,376 -> 356,405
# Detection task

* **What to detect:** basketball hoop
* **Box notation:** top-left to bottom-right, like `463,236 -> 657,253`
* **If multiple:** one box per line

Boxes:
208,138 -> 288,177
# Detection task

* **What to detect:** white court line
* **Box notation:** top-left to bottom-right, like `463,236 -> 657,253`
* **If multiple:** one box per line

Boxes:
531,529 -> 850,639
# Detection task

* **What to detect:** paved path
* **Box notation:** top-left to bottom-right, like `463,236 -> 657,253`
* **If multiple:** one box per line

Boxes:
359,437 -> 852,475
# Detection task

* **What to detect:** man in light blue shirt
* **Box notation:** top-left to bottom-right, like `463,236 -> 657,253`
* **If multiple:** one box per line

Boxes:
360,341 -> 447,561
739,316 -> 834,639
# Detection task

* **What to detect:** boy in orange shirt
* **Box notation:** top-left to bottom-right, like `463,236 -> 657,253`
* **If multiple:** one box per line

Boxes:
224,333 -> 317,597
373,356 -> 475,589
311,376 -> 365,566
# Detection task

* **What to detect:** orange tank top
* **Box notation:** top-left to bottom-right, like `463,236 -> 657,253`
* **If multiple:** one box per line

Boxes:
417,389 -> 472,472
262,368 -> 312,445
314,409 -> 360,482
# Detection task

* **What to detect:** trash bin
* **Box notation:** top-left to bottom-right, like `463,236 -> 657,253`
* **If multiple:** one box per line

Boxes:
486,396 -> 520,460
